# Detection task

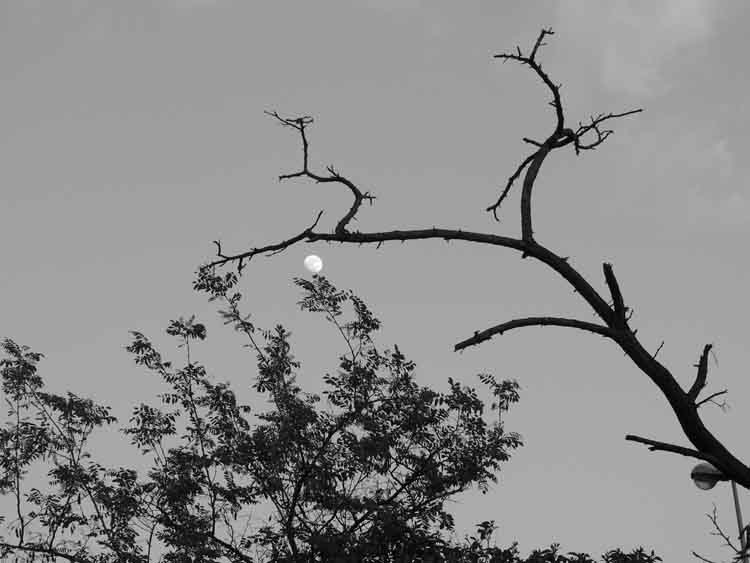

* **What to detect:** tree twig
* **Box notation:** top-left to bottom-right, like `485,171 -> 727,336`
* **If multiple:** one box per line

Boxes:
696,390 -> 729,410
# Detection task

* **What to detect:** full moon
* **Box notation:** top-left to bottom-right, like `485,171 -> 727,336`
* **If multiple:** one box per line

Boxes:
304,254 -> 323,274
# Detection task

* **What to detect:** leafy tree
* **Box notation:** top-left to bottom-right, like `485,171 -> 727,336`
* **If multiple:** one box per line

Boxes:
197,28 -> 748,561
1,271 -> 658,562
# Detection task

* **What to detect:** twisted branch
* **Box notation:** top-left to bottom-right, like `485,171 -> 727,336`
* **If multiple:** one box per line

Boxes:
266,111 -> 376,235
487,28 -> 642,232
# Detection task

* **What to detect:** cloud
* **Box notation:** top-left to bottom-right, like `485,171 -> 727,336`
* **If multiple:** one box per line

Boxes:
558,0 -> 717,97
623,126 -> 746,231
164,0 -> 222,9
358,0 -> 421,15
685,187 -> 750,229
705,138 -> 733,181
680,137 -> 748,229
673,135 -> 750,230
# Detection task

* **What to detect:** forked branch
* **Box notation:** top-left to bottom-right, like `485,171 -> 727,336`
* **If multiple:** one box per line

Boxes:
266,111 -> 376,235
696,390 -> 729,410
487,28 -> 642,233
493,28 -> 564,130
691,504 -> 750,563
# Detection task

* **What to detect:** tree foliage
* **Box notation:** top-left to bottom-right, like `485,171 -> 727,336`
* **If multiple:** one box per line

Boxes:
1,271 -> 660,562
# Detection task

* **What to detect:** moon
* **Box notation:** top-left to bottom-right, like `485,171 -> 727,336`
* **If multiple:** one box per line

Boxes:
304,254 -> 323,274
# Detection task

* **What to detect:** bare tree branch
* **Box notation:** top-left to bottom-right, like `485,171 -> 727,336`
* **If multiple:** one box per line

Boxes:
454,316 -> 615,352
692,551 -> 721,563
624,434 -> 722,465
699,503 -> 747,563
689,344 -> 714,402
651,340 -> 665,360
522,137 -> 543,148
696,390 -> 729,410
207,210 -> 325,274
494,28 -> 564,131
570,110 -> 643,154
487,152 -> 536,222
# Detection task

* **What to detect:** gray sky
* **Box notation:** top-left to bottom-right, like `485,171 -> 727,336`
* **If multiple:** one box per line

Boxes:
2,1 -> 750,561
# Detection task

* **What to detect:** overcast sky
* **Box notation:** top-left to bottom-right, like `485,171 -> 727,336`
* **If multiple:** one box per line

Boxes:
2,2 -> 750,561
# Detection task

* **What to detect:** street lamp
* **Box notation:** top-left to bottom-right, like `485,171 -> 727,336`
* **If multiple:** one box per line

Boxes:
692,462 -> 749,563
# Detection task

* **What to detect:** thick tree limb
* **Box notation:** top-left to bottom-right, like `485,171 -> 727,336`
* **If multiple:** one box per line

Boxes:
454,316 -> 615,352
205,228 -> 617,330
519,143 -> 552,245
603,263 -> 626,325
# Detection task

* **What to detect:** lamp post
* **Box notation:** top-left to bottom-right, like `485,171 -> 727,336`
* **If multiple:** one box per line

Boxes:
691,462 -> 749,563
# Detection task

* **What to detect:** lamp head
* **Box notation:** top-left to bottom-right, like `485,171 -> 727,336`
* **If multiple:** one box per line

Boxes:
691,462 -> 727,491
